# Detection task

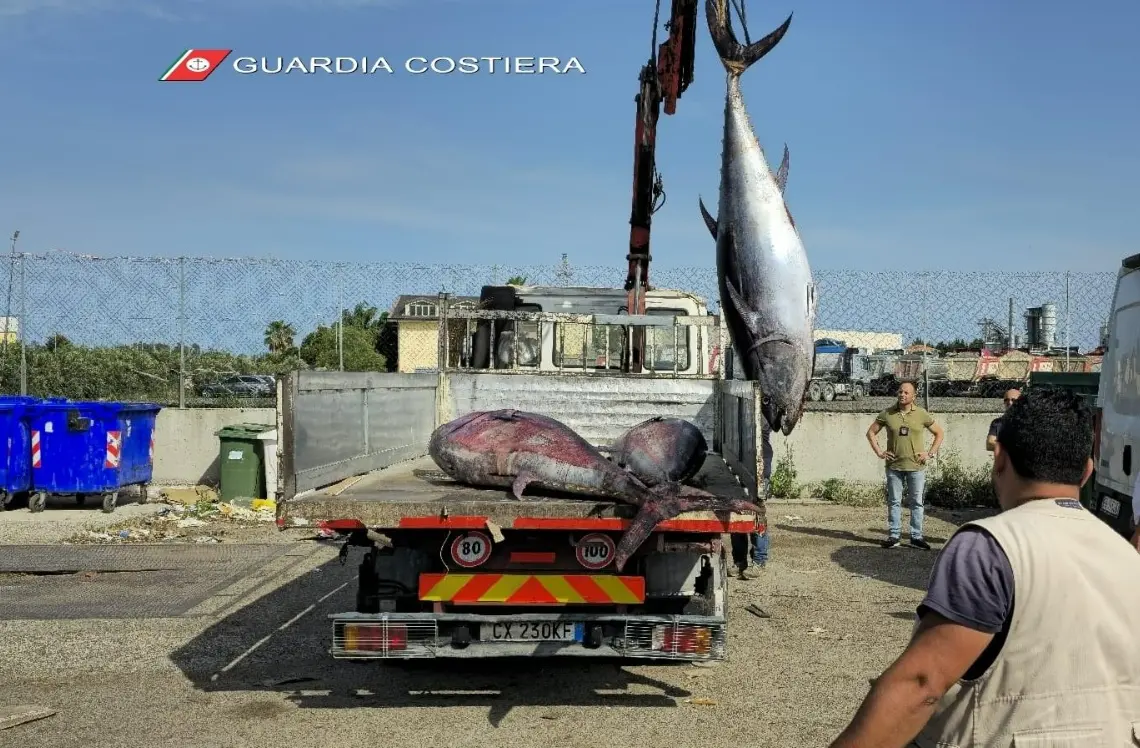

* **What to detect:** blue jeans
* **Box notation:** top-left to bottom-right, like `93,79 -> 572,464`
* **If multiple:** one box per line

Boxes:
732,418 -> 773,568
732,529 -> 769,567
886,467 -> 926,540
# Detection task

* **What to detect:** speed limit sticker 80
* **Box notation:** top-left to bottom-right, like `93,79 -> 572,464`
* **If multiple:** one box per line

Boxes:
575,532 -> 615,570
450,531 -> 492,568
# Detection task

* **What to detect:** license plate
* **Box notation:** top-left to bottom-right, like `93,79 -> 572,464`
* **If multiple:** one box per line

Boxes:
1100,497 -> 1121,517
480,622 -> 583,642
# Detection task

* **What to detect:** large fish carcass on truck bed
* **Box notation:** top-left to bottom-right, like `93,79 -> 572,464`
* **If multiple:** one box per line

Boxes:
276,295 -> 766,662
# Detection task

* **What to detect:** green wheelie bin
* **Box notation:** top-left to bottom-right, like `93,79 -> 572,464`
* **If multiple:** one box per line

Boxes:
1026,370 -> 1101,510
216,423 -> 275,502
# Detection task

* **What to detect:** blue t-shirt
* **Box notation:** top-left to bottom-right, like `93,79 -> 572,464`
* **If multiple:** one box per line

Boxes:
917,526 -> 1014,680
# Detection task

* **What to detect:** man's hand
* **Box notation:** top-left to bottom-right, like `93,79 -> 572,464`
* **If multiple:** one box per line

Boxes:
917,452 -> 930,464
881,451 -> 896,461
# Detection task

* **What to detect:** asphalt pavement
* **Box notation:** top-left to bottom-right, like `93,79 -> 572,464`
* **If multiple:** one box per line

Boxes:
0,504 -> 989,748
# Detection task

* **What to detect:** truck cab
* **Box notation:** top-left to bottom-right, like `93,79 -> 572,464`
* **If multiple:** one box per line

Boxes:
1090,252 -> 1140,537
459,285 -> 714,376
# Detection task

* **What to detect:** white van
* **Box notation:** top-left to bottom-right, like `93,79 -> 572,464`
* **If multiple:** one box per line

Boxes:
1091,252 -> 1140,536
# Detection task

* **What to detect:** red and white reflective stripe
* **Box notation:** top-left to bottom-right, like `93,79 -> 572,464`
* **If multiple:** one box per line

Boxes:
31,430 -> 41,469
104,430 -> 122,469
149,435 -> 154,464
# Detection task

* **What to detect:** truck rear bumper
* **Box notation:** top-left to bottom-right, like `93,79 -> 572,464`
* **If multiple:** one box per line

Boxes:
330,611 -> 727,661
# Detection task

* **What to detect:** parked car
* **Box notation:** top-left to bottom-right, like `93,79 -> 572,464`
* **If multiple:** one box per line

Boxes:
199,374 -> 275,398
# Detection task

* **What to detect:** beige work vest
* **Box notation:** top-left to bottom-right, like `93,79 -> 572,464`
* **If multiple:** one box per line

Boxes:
913,498 -> 1140,747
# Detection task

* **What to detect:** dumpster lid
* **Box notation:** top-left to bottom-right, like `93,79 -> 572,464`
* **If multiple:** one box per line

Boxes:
216,422 -> 276,438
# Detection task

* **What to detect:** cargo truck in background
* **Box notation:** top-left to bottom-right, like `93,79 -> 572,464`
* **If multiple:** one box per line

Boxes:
275,289 -> 766,662
1090,252 -> 1140,539
805,339 -> 876,402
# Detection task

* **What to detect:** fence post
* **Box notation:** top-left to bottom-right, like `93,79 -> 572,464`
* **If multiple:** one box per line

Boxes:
921,271 -> 930,410
18,252 -> 27,396
178,257 -> 186,409
1064,271 -> 1071,367
336,265 -> 344,372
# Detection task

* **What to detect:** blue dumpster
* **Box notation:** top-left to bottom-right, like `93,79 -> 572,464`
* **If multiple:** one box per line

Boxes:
28,400 -> 162,513
0,399 -> 33,509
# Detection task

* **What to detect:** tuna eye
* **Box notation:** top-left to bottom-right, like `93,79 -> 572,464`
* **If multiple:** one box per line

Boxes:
762,396 -> 771,404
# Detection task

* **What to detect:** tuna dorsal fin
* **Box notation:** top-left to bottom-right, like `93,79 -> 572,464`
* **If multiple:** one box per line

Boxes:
491,409 -> 519,421
698,197 -> 717,240
806,282 -> 817,323
775,143 -> 790,193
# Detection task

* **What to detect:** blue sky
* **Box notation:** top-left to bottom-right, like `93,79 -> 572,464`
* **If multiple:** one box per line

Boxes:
2,0 -> 1139,275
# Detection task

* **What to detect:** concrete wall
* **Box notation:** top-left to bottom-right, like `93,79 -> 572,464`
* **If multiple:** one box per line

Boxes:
771,411 -> 996,485
150,405 -> 998,488
153,407 -> 275,486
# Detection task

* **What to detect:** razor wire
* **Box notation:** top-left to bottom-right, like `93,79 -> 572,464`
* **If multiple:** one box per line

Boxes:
0,251 -> 1118,407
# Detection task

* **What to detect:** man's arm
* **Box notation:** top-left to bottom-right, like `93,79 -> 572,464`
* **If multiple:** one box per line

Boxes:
829,527 -> 1013,748
1132,475 -> 1140,552
985,418 -> 1000,453
828,613 -> 994,748
867,420 -> 890,459
920,416 -> 944,463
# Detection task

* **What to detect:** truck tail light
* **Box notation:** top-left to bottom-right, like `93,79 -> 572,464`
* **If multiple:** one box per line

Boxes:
343,622 -> 407,653
652,624 -> 712,656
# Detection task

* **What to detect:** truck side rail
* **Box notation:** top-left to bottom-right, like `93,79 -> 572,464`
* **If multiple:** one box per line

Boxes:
717,379 -> 766,502
278,371 -> 437,501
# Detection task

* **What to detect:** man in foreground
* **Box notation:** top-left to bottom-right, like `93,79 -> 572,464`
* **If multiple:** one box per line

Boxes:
866,381 -> 944,549
985,388 -> 1020,452
831,387 -> 1140,748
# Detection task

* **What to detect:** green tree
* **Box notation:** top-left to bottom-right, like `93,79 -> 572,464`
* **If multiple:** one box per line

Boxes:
341,302 -> 382,332
263,320 -> 297,354
299,324 -> 386,371
44,334 -> 71,352
506,275 -> 527,286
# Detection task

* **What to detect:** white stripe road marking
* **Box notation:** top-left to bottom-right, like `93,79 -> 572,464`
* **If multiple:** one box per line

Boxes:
210,582 -> 349,680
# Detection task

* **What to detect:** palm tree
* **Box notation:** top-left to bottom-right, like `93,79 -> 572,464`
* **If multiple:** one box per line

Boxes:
264,320 -> 297,354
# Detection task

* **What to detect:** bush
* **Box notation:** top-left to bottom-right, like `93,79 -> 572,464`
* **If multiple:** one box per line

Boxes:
816,478 -> 885,507
768,443 -> 800,498
924,449 -> 997,509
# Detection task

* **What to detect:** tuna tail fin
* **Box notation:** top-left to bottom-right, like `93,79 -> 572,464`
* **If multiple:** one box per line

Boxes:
613,483 -> 763,571
706,0 -> 792,77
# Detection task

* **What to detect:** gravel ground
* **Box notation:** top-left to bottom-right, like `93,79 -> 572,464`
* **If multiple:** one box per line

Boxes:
0,503 -> 991,748
0,496 -> 163,545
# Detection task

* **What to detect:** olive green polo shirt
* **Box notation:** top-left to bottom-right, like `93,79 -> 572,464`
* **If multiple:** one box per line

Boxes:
875,405 -> 935,472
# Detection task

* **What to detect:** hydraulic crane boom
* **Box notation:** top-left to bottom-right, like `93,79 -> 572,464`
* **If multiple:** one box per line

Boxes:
624,0 -> 697,373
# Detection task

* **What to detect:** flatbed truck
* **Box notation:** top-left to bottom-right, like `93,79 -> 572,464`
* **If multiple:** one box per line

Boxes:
275,303 -> 766,662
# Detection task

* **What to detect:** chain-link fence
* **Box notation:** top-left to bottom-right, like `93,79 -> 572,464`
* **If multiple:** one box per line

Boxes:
0,251 -> 1118,408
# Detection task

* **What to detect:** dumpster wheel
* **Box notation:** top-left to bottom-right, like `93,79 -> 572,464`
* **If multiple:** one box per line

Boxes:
29,492 -> 46,513
101,491 -> 118,514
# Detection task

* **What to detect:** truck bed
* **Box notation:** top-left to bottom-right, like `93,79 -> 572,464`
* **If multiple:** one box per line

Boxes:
278,453 -> 762,533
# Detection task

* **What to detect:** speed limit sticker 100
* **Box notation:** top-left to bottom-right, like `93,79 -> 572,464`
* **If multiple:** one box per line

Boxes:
575,533 -> 615,570
450,531 -> 492,568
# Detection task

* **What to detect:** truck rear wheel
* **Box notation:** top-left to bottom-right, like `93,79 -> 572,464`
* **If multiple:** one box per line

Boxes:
807,381 -> 823,401
822,383 -> 836,402
852,383 -> 865,400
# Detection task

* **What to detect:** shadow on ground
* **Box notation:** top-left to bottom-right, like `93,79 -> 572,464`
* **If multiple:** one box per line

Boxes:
168,549 -> 692,726
774,506 -> 997,592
